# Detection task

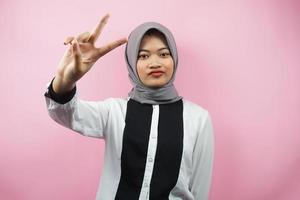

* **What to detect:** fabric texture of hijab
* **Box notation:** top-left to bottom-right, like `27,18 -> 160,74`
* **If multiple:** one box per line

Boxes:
125,22 -> 182,105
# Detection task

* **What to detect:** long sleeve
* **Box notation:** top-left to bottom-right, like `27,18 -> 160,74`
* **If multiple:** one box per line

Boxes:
190,111 -> 215,200
44,81 -> 111,139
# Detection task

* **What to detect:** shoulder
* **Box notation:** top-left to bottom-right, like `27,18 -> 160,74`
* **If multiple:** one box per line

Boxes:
182,98 -> 209,118
102,97 -> 129,104
182,99 -> 214,139
96,97 -> 129,110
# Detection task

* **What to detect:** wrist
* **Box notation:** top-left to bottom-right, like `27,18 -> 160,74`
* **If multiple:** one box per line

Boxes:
53,75 -> 76,94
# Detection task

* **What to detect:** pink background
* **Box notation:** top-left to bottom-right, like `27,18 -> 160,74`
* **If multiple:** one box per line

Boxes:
1,0 -> 299,199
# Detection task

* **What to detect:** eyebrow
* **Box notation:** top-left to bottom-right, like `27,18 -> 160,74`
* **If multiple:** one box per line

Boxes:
138,47 -> 169,53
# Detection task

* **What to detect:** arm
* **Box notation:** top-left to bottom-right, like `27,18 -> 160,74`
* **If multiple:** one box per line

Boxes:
44,80 -> 111,138
190,111 -> 215,200
44,14 -> 127,138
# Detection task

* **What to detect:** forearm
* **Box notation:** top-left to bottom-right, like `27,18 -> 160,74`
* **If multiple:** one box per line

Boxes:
52,74 -> 76,94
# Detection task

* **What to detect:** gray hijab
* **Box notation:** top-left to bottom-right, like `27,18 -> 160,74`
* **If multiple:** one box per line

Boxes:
125,22 -> 182,105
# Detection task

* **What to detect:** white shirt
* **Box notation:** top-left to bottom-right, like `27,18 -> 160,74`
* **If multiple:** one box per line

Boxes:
45,90 -> 214,200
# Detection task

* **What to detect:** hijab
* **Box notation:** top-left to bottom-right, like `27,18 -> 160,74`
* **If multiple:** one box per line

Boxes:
125,22 -> 182,105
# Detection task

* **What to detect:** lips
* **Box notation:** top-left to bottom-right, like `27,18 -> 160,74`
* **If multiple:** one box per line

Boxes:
149,70 -> 164,75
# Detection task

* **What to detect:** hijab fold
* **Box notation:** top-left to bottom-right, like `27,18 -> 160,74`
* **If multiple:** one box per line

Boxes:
125,22 -> 182,105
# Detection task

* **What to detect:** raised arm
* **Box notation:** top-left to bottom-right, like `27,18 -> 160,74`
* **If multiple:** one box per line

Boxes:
45,14 -> 127,138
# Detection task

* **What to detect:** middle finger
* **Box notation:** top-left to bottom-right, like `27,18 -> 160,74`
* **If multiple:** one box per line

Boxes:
88,14 -> 110,44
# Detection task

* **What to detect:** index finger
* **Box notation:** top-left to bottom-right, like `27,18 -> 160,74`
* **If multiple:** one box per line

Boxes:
96,37 -> 128,58
88,14 -> 110,44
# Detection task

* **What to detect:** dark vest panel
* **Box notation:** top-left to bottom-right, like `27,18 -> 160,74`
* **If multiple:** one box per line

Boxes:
115,99 -> 153,200
115,99 -> 184,200
150,99 -> 184,200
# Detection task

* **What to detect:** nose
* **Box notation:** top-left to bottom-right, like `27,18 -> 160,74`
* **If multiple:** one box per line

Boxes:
148,56 -> 161,68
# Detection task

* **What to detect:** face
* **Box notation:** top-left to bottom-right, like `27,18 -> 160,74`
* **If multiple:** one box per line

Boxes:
136,34 -> 174,88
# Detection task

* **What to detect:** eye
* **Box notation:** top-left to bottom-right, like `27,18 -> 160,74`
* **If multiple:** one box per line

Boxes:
138,54 -> 149,60
160,52 -> 170,58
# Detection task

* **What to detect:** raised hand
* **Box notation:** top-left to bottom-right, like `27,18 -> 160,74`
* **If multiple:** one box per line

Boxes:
53,14 -> 127,93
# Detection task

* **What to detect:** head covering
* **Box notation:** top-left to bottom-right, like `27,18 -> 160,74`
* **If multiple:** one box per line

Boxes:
125,22 -> 182,105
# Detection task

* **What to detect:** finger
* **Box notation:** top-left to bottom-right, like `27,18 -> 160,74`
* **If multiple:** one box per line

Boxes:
71,39 -> 81,65
64,36 -> 75,45
97,37 -> 127,57
71,39 -> 80,56
88,14 -> 110,44
76,32 -> 91,43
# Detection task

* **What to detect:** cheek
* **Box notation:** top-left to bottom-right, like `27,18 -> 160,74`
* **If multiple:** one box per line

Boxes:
166,59 -> 174,75
136,62 -> 145,79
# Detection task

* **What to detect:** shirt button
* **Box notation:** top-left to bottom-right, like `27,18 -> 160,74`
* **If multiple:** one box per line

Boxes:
148,157 -> 153,162
144,183 -> 149,187
151,135 -> 156,139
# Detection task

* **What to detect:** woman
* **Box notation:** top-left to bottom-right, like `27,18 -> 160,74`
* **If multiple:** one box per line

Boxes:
45,14 -> 214,200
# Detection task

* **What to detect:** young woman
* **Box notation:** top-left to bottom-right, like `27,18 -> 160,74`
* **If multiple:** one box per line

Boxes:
45,14 -> 214,200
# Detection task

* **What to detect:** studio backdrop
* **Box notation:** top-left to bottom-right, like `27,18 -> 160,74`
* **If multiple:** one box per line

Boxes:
0,0 -> 299,199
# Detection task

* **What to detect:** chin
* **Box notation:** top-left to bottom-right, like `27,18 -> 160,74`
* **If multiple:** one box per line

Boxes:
142,78 -> 171,88
145,82 -> 167,89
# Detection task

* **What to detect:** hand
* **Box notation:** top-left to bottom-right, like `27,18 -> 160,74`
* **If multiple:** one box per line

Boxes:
53,14 -> 127,93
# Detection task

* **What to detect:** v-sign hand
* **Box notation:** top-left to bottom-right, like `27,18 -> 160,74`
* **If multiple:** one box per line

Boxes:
53,14 -> 127,94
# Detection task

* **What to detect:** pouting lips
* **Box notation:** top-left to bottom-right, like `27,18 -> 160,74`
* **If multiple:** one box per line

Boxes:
149,71 -> 164,77
149,70 -> 164,75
